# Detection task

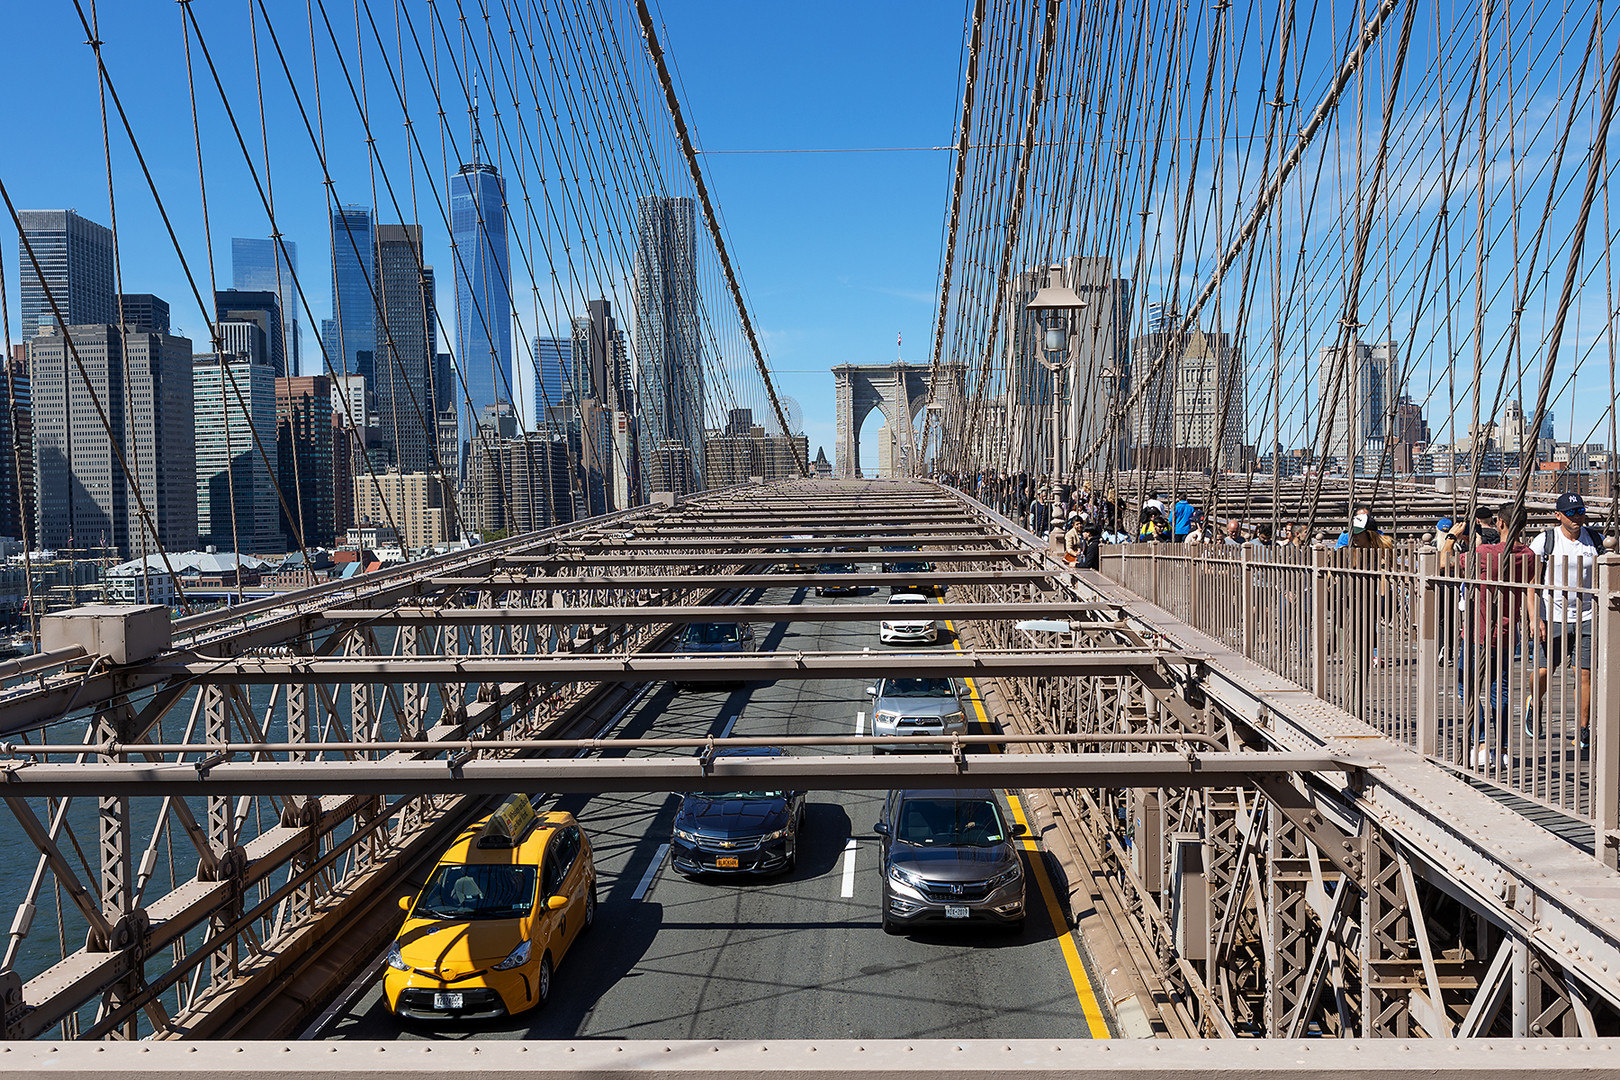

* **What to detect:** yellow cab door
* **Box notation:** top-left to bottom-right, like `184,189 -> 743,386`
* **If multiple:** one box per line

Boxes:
553,824 -> 589,949
537,832 -> 570,961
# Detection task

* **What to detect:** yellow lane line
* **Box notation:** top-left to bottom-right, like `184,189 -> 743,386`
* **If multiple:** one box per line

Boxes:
942,605 -> 1111,1038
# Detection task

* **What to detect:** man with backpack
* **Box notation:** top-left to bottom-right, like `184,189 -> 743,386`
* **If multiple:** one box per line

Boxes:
1526,493 -> 1604,750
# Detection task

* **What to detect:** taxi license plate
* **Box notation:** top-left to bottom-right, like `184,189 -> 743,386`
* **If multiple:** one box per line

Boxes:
945,905 -> 970,919
434,992 -> 463,1010
716,857 -> 740,869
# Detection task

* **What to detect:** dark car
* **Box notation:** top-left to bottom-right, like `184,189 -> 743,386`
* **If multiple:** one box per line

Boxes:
671,748 -> 807,876
882,556 -> 937,595
671,622 -> 756,690
873,788 -> 1026,933
815,561 -> 860,596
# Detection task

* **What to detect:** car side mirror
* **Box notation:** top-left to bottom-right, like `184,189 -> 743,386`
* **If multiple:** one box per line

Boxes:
546,895 -> 569,911
873,822 -> 890,836
1011,823 -> 1027,837
865,686 -> 877,696
398,894 -> 413,912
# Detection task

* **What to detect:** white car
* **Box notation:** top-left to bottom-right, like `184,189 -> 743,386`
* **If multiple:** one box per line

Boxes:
880,592 -> 939,645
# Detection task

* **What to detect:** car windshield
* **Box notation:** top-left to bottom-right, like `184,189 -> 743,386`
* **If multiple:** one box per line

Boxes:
702,790 -> 785,801
412,863 -> 537,921
686,623 -> 740,644
895,799 -> 1007,847
892,561 -> 931,573
819,563 -> 856,573
881,678 -> 954,698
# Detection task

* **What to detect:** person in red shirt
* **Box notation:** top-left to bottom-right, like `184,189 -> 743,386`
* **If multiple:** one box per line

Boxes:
1459,507 -> 1535,770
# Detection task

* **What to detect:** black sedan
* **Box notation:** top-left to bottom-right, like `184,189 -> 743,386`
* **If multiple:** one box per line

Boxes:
670,748 -> 807,876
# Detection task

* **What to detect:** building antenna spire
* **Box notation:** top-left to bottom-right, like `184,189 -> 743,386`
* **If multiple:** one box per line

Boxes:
471,75 -> 482,167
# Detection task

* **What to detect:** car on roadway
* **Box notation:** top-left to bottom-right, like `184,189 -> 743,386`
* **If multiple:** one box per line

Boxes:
882,551 -> 937,596
866,677 -> 968,751
384,796 -> 596,1021
672,622 -> 756,689
873,788 -> 1026,934
671,748 -> 807,875
780,535 -> 819,573
879,592 -> 939,645
815,561 -> 860,596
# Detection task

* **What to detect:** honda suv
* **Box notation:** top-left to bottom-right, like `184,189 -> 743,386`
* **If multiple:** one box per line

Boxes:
873,789 -> 1026,934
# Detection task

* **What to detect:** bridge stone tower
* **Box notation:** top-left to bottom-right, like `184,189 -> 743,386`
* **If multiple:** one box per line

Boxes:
832,361 -> 964,479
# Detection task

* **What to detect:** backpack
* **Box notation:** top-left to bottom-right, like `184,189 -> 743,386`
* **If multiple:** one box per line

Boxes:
1537,525 -> 1606,579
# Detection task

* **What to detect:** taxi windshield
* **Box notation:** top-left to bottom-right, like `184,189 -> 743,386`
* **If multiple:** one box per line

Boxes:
412,863 -> 537,921
686,623 -> 741,644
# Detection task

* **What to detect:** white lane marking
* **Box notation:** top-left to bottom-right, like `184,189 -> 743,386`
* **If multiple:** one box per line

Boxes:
840,839 -> 858,898
719,713 -> 740,739
632,843 -> 670,901
854,711 -> 865,736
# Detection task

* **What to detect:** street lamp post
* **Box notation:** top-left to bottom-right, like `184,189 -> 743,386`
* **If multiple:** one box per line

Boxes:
1025,269 -> 1088,485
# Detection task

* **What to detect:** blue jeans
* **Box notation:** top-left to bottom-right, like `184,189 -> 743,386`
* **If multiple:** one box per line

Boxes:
1458,642 -> 1512,746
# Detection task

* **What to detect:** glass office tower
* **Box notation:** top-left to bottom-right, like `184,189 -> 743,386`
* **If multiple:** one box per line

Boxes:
232,237 -> 300,375
451,124 -> 513,440
329,205 -> 375,384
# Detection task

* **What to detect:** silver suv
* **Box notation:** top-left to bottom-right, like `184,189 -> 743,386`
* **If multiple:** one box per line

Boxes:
866,677 -> 967,752
873,788 -> 1026,933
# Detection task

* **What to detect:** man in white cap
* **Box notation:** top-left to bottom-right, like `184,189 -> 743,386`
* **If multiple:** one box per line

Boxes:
1526,492 -> 1605,750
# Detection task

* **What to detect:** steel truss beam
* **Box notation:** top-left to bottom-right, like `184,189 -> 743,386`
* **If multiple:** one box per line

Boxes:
3,1038 -> 1617,1074
427,571 -> 1060,589
316,602 -> 1109,625
0,751 -> 1346,797
501,549 -> 1032,565
155,650 -> 1178,683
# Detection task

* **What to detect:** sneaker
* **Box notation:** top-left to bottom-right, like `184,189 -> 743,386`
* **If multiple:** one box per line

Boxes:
1474,745 -> 1491,768
1524,705 -> 1539,738
1576,728 -> 1590,753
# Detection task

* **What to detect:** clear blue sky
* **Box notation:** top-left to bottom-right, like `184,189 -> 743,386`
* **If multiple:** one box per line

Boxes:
0,1 -> 968,469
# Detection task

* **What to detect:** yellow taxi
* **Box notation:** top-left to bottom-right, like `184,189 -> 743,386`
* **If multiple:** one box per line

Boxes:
383,796 -> 596,1020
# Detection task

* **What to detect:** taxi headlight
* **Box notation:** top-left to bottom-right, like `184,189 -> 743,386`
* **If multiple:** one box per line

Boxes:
492,938 -> 531,971
386,941 -> 409,971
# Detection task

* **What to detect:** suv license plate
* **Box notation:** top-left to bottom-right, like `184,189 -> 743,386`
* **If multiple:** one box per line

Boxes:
716,857 -> 740,868
945,905 -> 970,919
434,992 -> 463,1010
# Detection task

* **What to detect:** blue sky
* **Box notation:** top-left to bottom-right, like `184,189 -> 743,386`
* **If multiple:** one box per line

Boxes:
0,1 -> 967,469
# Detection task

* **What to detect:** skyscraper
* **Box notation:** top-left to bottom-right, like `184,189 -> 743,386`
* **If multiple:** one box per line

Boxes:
275,375 -> 336,549
31,321 -> 195,557
0,348 -> 34,543
633,196 -> 703,491
373,224 -> 437,474
194,340 -> 280,554
329,204 -> 375,383
1316,340 -> 1396,472
16,210 -> 115,340
532,335 -> 571,425
117,294 -> 170,334
1131,326 -> 1245,472
215,290 -> 286,378
232,237 -> 300,374
451,91 -> 512,439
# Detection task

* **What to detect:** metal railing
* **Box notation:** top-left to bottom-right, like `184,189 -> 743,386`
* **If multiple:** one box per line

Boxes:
1102,541 -> 1620,856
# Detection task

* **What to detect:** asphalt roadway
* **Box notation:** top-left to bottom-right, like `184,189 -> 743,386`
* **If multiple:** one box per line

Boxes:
324,585 -> 1113,1041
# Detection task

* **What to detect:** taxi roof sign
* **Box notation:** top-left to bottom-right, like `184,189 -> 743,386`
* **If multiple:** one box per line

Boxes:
477,794 -> 538,849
